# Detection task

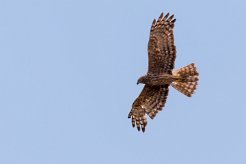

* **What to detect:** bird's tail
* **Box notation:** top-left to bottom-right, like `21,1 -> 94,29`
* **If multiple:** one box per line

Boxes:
171,63 -> 199,97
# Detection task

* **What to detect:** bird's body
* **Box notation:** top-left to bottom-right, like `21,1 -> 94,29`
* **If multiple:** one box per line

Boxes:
128,12 -> 199,132
138,73 -> 180,85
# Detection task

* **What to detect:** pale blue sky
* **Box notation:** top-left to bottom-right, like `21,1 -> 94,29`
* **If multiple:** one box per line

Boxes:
0,0 -> 246,164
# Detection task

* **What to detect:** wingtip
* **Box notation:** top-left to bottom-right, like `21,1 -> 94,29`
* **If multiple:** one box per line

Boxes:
128,112 -> 132,118
159,12 -> 164,19
170,14 -> 175,20
142,127 -> 145,132
164,12 -> 170,19
152,18 -> 156,25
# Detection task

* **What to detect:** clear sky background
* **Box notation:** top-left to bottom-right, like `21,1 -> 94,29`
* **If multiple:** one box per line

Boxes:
0,0 -> 245,164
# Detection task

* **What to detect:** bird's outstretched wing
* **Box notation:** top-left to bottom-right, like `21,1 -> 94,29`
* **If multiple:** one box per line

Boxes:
148,12 -> 176,74
128,85 -> 169,132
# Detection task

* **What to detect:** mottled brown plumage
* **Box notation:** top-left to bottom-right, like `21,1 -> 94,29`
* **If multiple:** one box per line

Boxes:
128,12 -> 200,132
148,12 -> 176,74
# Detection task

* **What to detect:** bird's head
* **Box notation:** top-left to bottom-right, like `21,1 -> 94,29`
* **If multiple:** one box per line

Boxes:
137,76 -> 147,85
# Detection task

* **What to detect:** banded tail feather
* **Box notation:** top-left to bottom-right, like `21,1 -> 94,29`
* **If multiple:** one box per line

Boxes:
171,63 -> 199,97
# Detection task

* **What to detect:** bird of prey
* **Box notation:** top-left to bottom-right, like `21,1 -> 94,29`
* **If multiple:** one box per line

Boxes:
128,12 -> 199,132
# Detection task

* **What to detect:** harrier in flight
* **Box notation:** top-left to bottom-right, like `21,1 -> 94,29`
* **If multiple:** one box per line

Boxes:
128,12 -> 199,132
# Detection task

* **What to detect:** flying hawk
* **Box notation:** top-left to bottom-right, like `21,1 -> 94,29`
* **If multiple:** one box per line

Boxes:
128,12 -> 199,132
